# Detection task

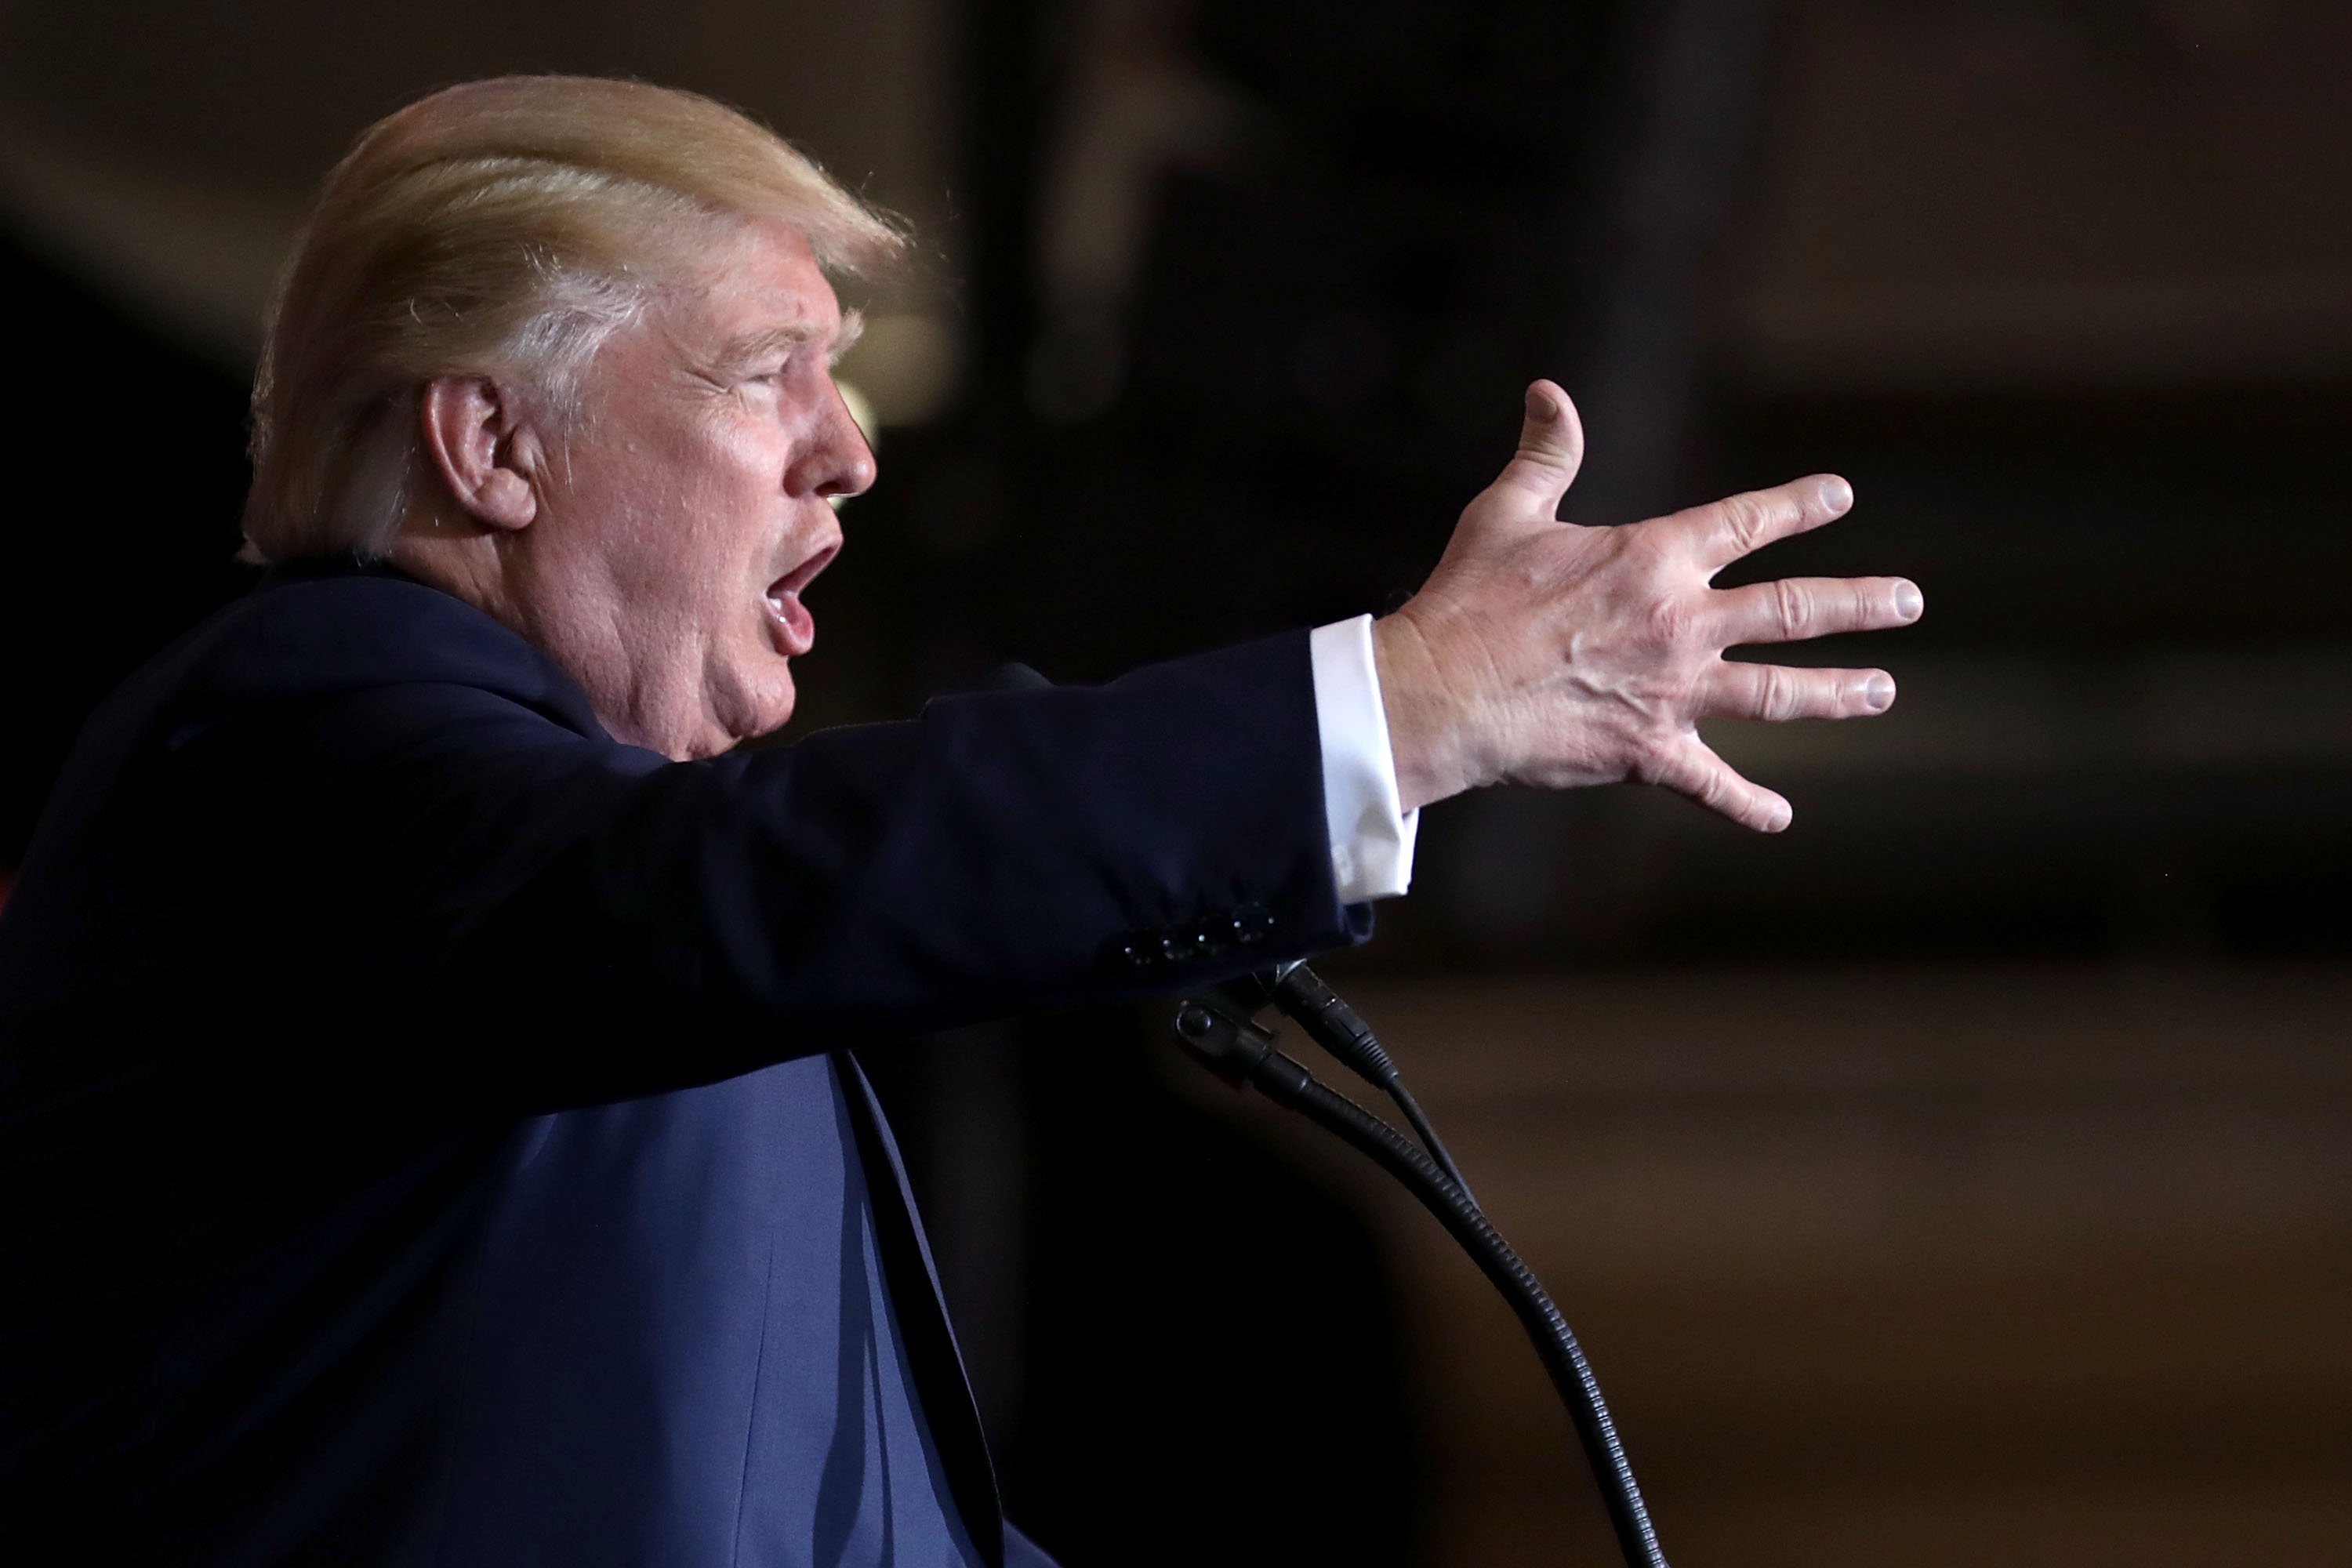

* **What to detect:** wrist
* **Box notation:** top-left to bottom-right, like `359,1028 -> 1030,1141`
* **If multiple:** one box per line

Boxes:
1371,608 -> 1474,812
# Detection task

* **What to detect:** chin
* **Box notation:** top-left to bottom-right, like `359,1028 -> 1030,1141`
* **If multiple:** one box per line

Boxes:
708,662 -> 799,751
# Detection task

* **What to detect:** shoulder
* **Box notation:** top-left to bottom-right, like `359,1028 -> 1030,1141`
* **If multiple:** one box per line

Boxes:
21,562 -> 613,864
158,560 -> 603,737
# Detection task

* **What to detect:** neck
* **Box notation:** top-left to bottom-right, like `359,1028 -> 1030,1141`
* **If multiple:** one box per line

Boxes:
387,507 -> 695,758
387,510 -> 519,633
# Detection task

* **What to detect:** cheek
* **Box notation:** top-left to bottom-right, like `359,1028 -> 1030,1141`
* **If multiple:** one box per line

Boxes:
673,401 -> 789,506
543,402 -> 790,610
616,430 -> 774,584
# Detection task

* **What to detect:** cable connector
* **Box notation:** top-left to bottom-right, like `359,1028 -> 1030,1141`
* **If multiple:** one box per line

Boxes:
1272,965 -> 1398,1086
1173,996 -> 1281,1091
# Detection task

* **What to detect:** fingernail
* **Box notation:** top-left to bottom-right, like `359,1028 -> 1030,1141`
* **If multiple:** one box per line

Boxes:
1862,673 -> 1895,710
1766,801 -> 1792,833
1525,385 -> 1554,422
1894,581 -> 1923,621
1820,477 -> 1853,514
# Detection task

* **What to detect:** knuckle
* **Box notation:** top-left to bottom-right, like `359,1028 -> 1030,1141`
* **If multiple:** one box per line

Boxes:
1756,665 -> 1793,721
1772,578 -> 1809,639
1610,529 -> 1667,590
1719,492 -> 1780,553
1624,519 -> 1680,569
1718,495 -> 1764,552
1629,730 -> 1681,786
1624,547 -> 1699,644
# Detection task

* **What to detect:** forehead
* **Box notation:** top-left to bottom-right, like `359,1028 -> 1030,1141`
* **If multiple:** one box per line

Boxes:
677,219 -> 843,342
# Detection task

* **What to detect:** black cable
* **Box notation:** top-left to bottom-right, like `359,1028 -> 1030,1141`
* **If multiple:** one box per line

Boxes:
1173,1004 -> 1669,1568
1379,1077 -> 1473,1205
1265,964 -> 1478,1202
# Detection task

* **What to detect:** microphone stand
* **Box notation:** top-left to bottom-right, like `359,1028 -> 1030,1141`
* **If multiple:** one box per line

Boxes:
1174,967 -> 1670,1568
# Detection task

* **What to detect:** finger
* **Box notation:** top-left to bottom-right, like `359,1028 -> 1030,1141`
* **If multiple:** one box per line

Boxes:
1484,379 -> 1587,517
1645,732 -> 1793,833
1704,662 -> 1896,722
1672,474 -> 1853,572
1710,575 -> 1924,646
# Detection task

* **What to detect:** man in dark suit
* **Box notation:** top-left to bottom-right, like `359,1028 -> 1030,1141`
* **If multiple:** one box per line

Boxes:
0,76 -> 1918,1566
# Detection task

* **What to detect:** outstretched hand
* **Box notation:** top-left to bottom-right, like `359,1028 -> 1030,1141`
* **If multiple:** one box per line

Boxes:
1372,380 -> 1922,829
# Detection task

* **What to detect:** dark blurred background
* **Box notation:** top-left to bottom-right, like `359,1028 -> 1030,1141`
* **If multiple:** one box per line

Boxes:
4,2 -> 2350,1563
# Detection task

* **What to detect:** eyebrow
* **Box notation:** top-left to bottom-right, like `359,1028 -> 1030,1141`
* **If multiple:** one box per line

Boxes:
707,309 -> 865,376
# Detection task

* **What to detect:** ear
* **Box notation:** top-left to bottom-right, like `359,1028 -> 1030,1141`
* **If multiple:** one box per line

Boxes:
417,375 -> 543,532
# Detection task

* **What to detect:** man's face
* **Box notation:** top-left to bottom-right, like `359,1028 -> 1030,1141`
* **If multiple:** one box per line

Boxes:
509,219 -> 873,758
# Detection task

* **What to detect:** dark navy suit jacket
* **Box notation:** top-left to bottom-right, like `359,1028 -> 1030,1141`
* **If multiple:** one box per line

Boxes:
0,562 -> 1367,1565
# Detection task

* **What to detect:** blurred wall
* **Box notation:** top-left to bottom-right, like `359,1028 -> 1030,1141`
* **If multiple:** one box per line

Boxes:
0,0 -> 961,408
1736,0 -> 2352,392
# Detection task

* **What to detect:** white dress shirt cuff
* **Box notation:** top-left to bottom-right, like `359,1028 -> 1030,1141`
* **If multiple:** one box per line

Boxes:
1310,615 -> 1420,902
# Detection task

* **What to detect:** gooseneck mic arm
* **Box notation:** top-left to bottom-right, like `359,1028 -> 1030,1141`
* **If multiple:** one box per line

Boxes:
1174,971 -> 1669,1568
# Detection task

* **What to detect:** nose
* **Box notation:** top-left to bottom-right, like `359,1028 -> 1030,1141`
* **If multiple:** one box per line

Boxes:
798,379 -> 877,502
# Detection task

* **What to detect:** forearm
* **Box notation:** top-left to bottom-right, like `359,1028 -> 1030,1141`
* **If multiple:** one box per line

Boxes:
409,632 -> 1366,1102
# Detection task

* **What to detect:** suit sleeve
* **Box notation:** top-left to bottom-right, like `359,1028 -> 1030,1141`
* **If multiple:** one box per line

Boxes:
220,630 -> 1367,1105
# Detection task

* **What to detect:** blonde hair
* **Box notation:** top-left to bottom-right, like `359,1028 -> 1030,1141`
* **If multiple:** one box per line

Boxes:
244,75 -> 906,562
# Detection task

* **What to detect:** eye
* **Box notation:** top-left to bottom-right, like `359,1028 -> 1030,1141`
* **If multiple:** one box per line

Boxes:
738,351 -> 797,387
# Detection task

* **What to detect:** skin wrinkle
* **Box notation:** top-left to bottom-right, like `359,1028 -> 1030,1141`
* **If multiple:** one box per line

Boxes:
697,310 -> 866,387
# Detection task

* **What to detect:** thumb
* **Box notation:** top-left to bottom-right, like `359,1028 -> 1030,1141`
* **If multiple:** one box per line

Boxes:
1488,379 -> 1585,517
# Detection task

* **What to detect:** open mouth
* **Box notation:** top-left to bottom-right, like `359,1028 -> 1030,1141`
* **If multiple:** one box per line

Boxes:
763,544 -> 837,657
